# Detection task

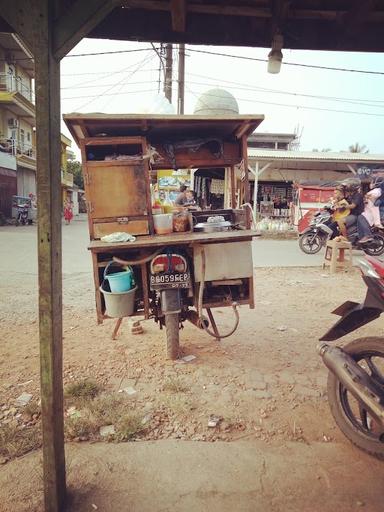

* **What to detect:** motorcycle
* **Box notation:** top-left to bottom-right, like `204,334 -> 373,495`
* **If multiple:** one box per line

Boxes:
149,250 -> 192,359
319,255 -> 384,458
15,204 -> 29,226
299,206 -> 384,256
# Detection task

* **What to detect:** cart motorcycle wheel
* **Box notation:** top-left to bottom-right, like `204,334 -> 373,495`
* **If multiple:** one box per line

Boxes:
327,337 -> 384,459
165,313 -> 180,360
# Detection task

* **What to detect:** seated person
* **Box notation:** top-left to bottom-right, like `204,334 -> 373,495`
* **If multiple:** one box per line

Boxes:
344,185 -> 372,243
174,185 -> 188,206
184,189 -> 196,206
330,186 -> 350,239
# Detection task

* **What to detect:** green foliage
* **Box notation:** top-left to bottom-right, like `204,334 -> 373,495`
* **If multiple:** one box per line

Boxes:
348,143 -> 369,153
65,379 -> 101,400
67,160 -> 84,188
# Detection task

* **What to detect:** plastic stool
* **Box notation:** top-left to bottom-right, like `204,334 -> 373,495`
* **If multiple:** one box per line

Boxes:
323,239 -> 353,274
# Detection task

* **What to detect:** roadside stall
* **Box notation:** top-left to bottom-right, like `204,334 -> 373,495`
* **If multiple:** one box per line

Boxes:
293,183 -> 335,233
64,113 -> 263,358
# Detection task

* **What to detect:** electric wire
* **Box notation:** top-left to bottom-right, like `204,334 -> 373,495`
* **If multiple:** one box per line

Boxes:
5,45 -> 384,75
187,48 -> 384,76
185,84 -> 384,118
71,53 -> 155,110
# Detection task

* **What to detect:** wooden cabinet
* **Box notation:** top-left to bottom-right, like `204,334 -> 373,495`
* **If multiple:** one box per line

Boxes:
80,137 -> 153,239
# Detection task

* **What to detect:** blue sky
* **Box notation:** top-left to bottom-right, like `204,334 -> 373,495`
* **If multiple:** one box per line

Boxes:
61,39 -> 384,156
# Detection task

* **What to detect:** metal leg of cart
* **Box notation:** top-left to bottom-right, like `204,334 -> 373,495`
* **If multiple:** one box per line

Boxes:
206,308 -> 221,341
112,318 -> 123,340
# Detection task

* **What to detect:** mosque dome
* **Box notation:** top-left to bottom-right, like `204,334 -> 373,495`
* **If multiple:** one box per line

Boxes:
193,88 -> 239,115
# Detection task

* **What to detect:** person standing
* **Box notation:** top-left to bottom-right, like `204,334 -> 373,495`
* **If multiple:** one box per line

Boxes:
64,199 -> 73,225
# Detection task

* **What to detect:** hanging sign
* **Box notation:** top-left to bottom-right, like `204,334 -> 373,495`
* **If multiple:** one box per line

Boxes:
356,165 -> 384,177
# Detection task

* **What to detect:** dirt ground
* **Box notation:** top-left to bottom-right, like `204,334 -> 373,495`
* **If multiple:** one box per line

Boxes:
1,265 -> 384,511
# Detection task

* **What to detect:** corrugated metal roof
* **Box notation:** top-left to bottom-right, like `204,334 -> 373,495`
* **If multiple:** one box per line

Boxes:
248,149 -> 384,163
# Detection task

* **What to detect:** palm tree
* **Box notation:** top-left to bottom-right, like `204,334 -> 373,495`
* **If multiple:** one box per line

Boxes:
348,142 -> 369,153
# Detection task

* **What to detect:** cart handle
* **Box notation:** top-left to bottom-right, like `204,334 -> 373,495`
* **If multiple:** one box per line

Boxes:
112,247 -> 165,266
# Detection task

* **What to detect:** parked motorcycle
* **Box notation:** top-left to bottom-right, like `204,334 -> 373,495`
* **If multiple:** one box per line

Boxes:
319,255 -> 384,458
299,206 -> 384,256
15,204 -> 29,226
149,250 -> 192,359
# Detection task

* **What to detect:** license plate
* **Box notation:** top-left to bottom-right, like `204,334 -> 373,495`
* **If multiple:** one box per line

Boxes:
150,272 -> 191,290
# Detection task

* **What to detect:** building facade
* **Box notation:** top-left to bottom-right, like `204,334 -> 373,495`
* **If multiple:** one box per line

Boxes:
0,32 -> 77,219
0,32 -> 35,216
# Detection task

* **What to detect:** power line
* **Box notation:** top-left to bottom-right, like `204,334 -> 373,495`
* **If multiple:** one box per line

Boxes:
61,76 -> 384,109
72,53 -> 155,110
0,46 -> 158,63
185,85 -> 384,118
184,78 -> 384,109
64,56 -> 154,89
187,48 -> 384,76
62,88 -> 157,100
3,45 -> 384,75
186,71 -> 384,105
66,47 -> 158,58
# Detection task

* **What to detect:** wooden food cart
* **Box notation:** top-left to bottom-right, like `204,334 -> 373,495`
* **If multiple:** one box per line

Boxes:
64,113 -> 264,358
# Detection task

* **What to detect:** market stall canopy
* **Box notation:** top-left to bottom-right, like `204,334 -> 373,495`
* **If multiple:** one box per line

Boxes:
63,113 -> 264,146
248,149 -> 384,173
1,1 -> 384,54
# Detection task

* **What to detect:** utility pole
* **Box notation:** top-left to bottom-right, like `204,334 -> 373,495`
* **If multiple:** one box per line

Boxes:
177,43 -> 185,114
164,43 -> 173,103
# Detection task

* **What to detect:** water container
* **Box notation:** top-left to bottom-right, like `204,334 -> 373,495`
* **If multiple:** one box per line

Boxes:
103,262 -> 135,293
153,213 -> 173,235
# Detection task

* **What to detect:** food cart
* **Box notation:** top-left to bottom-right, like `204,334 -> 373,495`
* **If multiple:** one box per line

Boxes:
64,113 -> 264,358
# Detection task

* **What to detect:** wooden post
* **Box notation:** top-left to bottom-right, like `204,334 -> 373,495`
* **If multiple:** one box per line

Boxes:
35,7 -> 66,512
177,43 -> 185,114
164,43 -> 173,103
241,135 -> 250,204
241,135 -> 251,228
230,165 -> 236,208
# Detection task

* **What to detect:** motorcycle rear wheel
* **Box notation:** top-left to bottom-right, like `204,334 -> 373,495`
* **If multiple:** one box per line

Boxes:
327,337 -> 384,459
299,232 -> 324,254
363,234 -> 384,257
165,313 -> 180,360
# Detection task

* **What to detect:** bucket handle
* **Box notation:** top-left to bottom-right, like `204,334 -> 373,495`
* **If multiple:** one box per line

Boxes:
103,261 -> 126,279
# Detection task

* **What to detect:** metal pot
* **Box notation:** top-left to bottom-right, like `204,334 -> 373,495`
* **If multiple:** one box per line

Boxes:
194,220 -> 232,233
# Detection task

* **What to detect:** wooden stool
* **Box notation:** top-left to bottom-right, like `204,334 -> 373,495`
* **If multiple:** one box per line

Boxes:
323,239 -> 353,274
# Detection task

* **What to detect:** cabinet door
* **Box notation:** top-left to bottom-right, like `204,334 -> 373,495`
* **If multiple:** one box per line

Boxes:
87,162 -> 148,219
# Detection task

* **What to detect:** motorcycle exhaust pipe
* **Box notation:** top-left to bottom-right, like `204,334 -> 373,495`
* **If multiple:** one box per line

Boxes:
185,309 -> 209,329
318,343 -> 384,425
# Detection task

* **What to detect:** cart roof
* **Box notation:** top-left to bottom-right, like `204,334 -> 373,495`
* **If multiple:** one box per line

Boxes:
63,113 -> 264,147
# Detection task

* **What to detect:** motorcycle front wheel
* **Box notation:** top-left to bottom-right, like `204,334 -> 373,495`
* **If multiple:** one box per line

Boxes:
299,231 -> 325,254
327,337 -> 384,459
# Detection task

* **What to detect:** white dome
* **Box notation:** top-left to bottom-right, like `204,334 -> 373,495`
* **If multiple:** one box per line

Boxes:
194,88 -> 239,115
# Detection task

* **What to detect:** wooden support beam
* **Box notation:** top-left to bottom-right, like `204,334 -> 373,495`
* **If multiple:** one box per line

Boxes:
121,1 -> 384,24
171,0 -> 186,32
35,23 -> 66,512
342,0 -> 376,35
235,121 -> 252,140
15,2 -> 68,511
53,0 -> 119,60
0,0 -> 39,49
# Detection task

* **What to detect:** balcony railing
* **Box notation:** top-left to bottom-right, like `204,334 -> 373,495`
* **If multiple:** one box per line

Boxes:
0,73 -> 34,103
61,169 -> 74,187
0,138 -> 36,159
